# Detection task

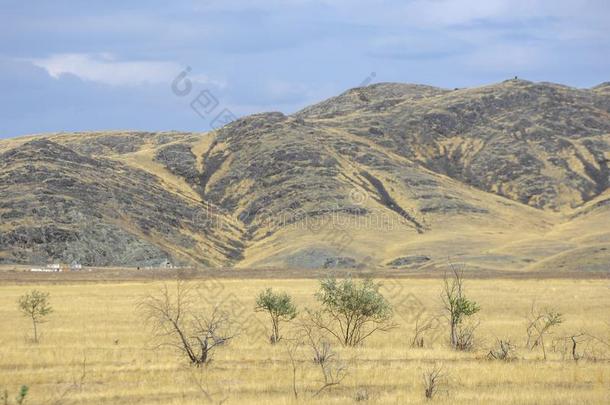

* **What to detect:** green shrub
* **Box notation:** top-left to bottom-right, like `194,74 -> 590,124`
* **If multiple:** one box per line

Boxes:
311,277 -> 395,346
255,288 -> 297,343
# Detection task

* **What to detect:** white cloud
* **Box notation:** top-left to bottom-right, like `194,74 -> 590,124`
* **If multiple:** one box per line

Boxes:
30,53 -> 224,87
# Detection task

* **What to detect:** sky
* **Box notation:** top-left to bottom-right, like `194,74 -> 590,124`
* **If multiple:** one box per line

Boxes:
1,0 -> 609,138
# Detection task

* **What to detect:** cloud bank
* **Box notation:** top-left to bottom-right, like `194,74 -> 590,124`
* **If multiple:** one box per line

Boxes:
0,0 -> 609,137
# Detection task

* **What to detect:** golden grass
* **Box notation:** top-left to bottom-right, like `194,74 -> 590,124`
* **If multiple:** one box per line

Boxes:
0,278 -> 609,404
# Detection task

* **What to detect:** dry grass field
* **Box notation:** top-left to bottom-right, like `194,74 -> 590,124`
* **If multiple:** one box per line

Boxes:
1,276 -> 609,404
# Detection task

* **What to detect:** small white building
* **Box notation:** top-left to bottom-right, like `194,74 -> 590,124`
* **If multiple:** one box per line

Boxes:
30,263 -> 62,272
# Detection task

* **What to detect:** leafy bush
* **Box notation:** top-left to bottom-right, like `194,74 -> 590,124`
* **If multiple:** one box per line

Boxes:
18,290 -> 53,343
255,288 -> 297,343
310,277 -> 395,347
442,264 -> 480,350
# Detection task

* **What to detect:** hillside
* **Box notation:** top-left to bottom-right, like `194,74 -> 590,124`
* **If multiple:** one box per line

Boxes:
1,79 -> 609,272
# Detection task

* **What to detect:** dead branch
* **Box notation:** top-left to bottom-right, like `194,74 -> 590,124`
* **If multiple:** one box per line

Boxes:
422,363 -> 447,400
411,314 -> 441,348
139,280 -> 236,366
525,302 -> 563,360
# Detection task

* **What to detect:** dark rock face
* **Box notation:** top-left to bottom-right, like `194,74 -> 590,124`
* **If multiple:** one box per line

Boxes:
360,170 -> 426,233
0,223 -> 170,267
154,143 -> 201,191
299,80 -> 610,210
201,114 -> 359,241
0,138 -> 243,266
387,255 -> 431,268
323,257 -> 358,269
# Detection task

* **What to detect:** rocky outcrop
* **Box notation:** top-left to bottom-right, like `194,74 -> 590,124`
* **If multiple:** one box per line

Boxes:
387,255 -> 431,268
0,139 -> 243,266
301,79 -> 610,210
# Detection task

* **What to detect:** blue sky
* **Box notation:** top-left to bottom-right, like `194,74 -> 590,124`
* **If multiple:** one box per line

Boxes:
1,0 -> 609,138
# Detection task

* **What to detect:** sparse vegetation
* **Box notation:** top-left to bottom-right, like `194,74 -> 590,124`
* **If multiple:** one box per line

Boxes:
487,339 -> 517,361
354,387 -> 370,402
441,264 -> 480,350
1,278 -> 609,404
311,345 -> 347,397
411,314 -> 441,348
189,366 -> 228,404
140,280 -> 236,366
551,331 -> 610,361
299,318 -> 336,366
309,277 -> 395,347
18,290 -> 52,343
526,303 -> 563,360
284,320 -> 349,399
255,288 -> 297,344
422,364 -> 446,400
1,386 -> 28,405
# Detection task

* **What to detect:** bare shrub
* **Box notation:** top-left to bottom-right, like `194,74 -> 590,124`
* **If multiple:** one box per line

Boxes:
140,280 -> 236,366
584,332 -> 610,360
422,363 -> 447,400
552,332 -> 610,361
411,314 -> 441,348
312,339 -> 334,365
285,340 -> 301,399
526,303 -> 562,360
311,348 -> 348,397
487,339 -> 516,361
300,319 -> 347,396
284,320 -> 349,399
355,387 -> 370,401
454,320 -> 479,351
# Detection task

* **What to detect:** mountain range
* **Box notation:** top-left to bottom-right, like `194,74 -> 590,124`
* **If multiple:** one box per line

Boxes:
1,78 -> 610,272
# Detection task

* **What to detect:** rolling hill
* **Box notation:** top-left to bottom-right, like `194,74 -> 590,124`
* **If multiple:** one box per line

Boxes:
1,79 -> 609,272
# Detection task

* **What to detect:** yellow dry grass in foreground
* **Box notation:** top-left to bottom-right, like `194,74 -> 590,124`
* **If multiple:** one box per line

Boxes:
0,278 -> 609,404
